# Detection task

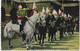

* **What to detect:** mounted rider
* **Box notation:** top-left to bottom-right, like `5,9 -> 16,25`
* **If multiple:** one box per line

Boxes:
67,14 -> 73,28
30,2 -> 38,16
55,9 -> 64,40
18,4 -> 30,33
55,9 -> 64,29
45,7 -> 51,28
52,9 -> 58,20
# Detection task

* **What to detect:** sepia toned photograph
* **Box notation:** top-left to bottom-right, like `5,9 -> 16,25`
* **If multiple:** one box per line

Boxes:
1,0 -> 79,50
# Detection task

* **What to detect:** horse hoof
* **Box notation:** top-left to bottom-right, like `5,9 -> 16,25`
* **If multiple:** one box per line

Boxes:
35,39 -> 37,41
39,44 -> 42,46
48,39 -> 50,42
42,44 -> 45,46
27,47 -> 29,50
29,46 -> 33,49
9,46 -> 13,48
27,48 -> 29,50
51,41 -> 53,43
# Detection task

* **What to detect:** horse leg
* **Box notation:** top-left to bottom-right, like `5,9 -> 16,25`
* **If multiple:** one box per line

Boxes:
39,34 -> 42,45
34,32 -> 37,41
30,34 -> 33,48
38,34 -> 40,40
63,29 -> 66,36
22,34 -> 26,45
54,32 -> 56,41
72,28 -> 74,35
42,34 -> 45,45
60,29 -> 63,40
48,32 -> 50,42
26,37 -> 29,49
9,39 -> 13,48
51,34 -> 53,42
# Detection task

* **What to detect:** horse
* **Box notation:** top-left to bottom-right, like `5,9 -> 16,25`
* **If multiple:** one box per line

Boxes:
66,17 -> 75,35
38,14 -> 47,46
67,17 -> 78,35
55,16 -> 64,40
4,21 -> 20,48
4,12 -> 45,49
47,15 -> 57,42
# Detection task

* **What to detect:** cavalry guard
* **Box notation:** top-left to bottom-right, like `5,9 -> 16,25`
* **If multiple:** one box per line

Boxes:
17,2 -> 23,25
17,3 -> 30,44
42,7 -> 46,14
52,9 -> 58,20
67,14 -> 73,26
55,9 -> 64,40
45,7 -> 52,28
30,2 -> 38,16
46,7 -> 50,16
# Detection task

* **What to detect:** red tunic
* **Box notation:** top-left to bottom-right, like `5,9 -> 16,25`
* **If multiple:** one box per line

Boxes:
30,11 -> 34,16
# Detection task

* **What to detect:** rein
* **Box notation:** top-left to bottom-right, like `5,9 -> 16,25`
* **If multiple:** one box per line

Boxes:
29,19 -> 36,25
28,20 -> 35,30
27,18 -> 37,32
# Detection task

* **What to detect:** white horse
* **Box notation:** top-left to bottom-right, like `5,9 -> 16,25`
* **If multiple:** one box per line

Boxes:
4,12 -> 45,49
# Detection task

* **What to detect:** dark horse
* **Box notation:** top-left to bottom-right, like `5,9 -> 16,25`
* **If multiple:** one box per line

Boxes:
67,17 -> 78,35
55,16 -> 64,40
38,23 -> 47,45
46,15 -> 57,42
38,16 -> 47,45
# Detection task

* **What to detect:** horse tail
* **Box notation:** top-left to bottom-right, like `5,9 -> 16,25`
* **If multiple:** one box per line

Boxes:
4,25 -> 8,38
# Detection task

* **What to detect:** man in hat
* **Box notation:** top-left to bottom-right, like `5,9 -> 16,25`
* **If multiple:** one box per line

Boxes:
67,14 -> 74,34
52,9 -> 58,20
18,3 -> 30,45
55,9 -> 64,40
46,7 -> 52,28
17,2 -> 23,25
30,2 -> 38,16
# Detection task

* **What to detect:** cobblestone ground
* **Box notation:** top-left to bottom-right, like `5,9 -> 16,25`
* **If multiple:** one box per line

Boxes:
2,32 -> 79,50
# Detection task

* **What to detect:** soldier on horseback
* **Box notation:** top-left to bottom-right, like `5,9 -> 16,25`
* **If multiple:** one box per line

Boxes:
47,8 -> 57,42
30,2 -> 38,16
55,9 -> 64,40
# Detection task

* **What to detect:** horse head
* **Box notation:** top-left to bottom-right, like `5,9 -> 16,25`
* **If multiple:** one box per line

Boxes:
38,12 -> 46,26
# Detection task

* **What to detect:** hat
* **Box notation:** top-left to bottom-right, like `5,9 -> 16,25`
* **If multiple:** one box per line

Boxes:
18,2 -> 22,9
46,7 -> 50,14
32,2 -> 37,9
64,13 -> 67,18
52,9 -> 57,16
42,7 -> 45,13
68,14 -> 71,17
58,9 -> 62,16
59,9 -> 62,14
